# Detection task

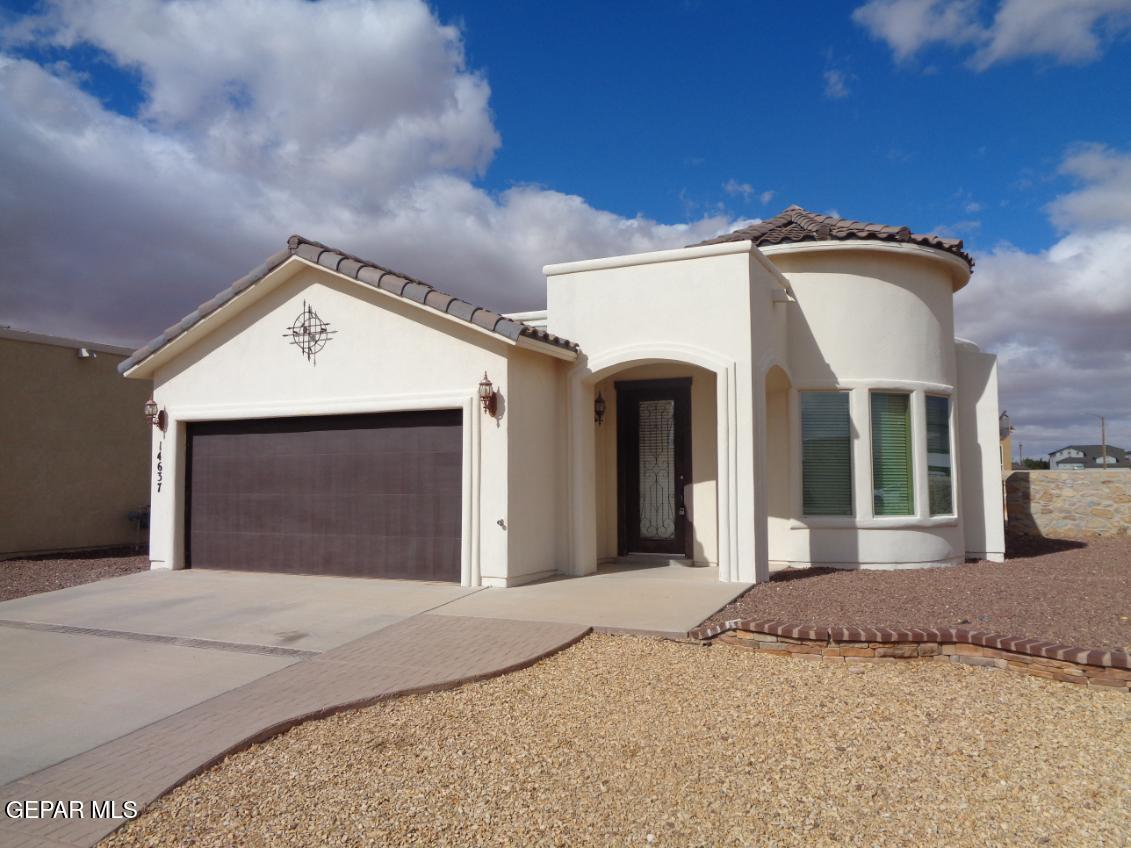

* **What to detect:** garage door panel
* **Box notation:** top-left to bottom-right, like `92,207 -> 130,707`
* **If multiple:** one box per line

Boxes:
187,411 -> 462,580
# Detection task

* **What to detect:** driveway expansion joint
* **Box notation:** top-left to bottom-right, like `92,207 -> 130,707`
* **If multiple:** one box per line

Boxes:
0,619 -> 321,659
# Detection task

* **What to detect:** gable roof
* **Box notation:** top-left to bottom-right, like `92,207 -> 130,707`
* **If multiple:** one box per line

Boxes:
691,205 -> 974,269
119,235 -> 578,375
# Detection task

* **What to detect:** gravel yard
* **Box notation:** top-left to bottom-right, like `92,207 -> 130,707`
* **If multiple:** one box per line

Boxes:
0,550 -> 148,602
104,634 -> 1128,848
707,535 -> 1131,651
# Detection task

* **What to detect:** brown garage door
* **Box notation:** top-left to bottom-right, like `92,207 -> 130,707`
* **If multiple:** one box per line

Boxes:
186,411 -> 462,581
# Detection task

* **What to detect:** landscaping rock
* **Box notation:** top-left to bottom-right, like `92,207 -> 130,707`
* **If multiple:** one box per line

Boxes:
102,635 -> 1130,848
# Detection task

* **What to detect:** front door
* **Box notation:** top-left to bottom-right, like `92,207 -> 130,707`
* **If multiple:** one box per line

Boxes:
615,378 -> 692,556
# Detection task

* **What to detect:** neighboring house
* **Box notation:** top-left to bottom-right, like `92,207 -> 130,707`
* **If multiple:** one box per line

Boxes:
1048,445 -> 1130,470
119,205 -> 1005,586
0,327 -> 153,558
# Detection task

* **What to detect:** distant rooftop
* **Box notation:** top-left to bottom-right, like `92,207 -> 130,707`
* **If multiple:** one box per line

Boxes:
0,326 -> 133,357
1049,444 -> 1129,468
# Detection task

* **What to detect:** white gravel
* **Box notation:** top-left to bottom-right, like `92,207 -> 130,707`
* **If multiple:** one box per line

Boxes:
103,635 -> 1130,848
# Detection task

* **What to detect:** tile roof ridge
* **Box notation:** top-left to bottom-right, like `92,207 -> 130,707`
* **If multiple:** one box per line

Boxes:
287,234 -> 434,289
689,204 -> 974,268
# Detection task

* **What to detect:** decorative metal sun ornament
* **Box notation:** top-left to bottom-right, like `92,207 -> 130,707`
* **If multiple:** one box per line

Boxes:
283,301 -> 336,364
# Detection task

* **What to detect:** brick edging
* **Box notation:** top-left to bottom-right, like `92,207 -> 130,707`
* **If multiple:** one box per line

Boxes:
689,619 -> 1130,678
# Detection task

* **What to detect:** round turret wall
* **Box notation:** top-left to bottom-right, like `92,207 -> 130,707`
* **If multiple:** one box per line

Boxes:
766,242 -> 965,388
762,240 -> 974,570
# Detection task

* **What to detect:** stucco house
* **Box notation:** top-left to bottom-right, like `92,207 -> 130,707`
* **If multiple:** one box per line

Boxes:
120,205 -> 1005,586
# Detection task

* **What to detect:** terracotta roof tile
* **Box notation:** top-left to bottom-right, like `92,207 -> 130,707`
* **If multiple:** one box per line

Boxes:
693,204 -> 974,269
118,236 -> 579,374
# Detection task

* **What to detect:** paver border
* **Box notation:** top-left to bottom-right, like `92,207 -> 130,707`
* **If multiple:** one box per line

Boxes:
145,624 -> 593,797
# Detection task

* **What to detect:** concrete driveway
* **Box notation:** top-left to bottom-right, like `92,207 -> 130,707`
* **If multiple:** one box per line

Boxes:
0,562 -> 747,787
0,570 -> 477,784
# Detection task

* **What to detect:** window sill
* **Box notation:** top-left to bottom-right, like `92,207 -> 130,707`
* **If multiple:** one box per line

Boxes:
790,516 -> 959,530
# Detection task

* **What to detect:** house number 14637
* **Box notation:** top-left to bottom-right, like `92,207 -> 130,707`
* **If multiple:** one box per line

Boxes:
156,443 -> 164,493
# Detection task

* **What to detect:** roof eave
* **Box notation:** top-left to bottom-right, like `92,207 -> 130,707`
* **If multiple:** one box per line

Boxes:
121,253 -> 579,380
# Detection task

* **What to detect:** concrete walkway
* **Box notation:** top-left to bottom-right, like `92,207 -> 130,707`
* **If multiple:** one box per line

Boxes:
0,613 -> 587,848
439,562 -> 751,636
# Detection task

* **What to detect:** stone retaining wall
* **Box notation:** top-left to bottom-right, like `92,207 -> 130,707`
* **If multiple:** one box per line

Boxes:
1006,470 -> 1131,537
691,620 -> 1130,692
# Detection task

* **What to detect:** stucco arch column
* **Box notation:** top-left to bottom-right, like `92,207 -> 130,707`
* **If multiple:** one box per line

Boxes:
567,343 -> 757,583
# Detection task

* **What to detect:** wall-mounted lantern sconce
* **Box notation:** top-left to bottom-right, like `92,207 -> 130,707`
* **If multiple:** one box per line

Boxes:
478,372 -> 498,417
144,398 -> 167,432
594,391 -> 606,426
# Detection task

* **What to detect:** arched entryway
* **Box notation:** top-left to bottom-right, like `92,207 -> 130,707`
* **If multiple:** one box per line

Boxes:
566,343 -> 755,583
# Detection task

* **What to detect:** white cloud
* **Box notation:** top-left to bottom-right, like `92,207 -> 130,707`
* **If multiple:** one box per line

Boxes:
0,0 -> 737,344
723,179 -> 753,199
853,0 -> 1131,69
931,218 -> 982,237
1047,143 -> 1131,229
975,0 -> 1131,68
822,68 -> 852,98
955,144 -> 1131,456
852,0 -> 982,62
723,182 -> 776,207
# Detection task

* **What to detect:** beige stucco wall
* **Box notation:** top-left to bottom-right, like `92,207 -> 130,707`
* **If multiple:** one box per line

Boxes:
772,245 -> 959,388
764,365 -> 792,561
0,334 -> 152,557
1006,470 -> 1131,537
505,347 -> 567,584
957,341 -> 1006,560
141,261 -> 540,585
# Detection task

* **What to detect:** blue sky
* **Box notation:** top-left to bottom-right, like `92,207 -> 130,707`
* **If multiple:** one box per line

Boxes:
0,0 -> 1129,455
6,0 -> 1128,253
430,0 -> 1131,256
